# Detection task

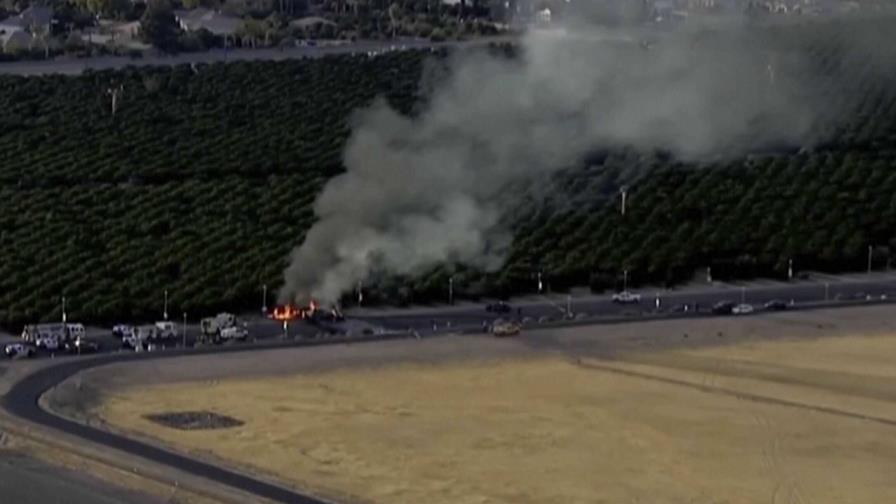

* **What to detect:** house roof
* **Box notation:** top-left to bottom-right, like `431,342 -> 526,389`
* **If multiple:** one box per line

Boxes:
19,6 -> 53,27
174,8 -> 241,36
0,16 -> 26,31
290,16 -> 336,28
1,29 -> 32,47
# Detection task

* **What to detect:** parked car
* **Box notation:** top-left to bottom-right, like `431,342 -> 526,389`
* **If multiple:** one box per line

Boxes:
64,338 -> 99,354
485,302 -> 512,313
712,301 -> 735,315
764,299 -> 788,311
732,303 -> 755,315
612,291 -> 641,304
112,324 -> 133,338
4,343 -> 35,359
35,334 -> 60,351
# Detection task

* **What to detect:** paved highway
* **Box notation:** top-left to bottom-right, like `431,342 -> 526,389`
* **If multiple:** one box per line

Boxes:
3,272 -> 896,503
0,452 -> 162,504
300,273 -> 896,335
2,334 -> 422,504
0,36 -> 515,76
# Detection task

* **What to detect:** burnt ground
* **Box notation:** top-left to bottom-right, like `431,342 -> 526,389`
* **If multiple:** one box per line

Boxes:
144,411 -> 244,431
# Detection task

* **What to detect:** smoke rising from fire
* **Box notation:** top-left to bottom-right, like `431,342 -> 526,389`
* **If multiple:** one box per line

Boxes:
280,15 -> 895,304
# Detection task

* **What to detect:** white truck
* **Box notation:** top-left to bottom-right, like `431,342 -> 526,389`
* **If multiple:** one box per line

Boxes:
122,322 -> 177,351
22,323 -> 84,351
199,313 -> 248,344
491,320 -> 522,337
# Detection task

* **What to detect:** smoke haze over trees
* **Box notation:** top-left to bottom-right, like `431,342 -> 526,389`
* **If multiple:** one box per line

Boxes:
279,15 -> 896,304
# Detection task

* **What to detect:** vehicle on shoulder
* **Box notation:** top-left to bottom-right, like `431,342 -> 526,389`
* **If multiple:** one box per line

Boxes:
154,321 -> 178,341
66,323 -> 86,340
491,320 -> 522,337
112,324 -> 133,338
612,291 -> 641,304
4,343 -> 35,359
763,299 -> 788,311
712,300 -> 735,315
732,303 -> 755,315
485,301 -> 512,313
64,338 -> 100,354
35,334 -> 60,351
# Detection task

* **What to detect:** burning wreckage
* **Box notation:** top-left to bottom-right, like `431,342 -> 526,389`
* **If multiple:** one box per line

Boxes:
268,300 -> 346,336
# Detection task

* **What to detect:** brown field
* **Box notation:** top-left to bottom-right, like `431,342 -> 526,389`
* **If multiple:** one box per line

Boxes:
80,306 -> 896,504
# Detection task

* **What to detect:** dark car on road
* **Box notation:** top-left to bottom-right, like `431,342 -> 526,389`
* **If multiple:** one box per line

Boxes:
64,339 -> 100,354
764,300 -> 788,311
486,302 -> 512,313
711,301 -> 735,315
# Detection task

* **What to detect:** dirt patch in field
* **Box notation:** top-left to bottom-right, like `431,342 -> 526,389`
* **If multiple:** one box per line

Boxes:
144,411 -> 244,430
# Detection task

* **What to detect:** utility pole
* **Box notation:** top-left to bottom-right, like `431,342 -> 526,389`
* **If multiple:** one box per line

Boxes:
106,84 -> 123,116
868,245 -> 873,274
537,271 -> 543,294
357,281 -> 363,307
448,276 -> 454,305
262,284 -> 268,314
61,296 -> 67,324
182,312 -> 187,348
707,266 -> 712,283
623,269 -> 629,292
788,258 -> 793,281
620,186 -> 628,216
163,289 -> 169,321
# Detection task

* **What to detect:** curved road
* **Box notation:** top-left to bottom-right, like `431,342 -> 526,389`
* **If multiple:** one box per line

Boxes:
4,273 -> 896,503
2,334 -> 418,504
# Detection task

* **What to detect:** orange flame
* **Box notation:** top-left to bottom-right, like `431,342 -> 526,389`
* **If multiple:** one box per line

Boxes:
270,305 -> 301,321
269,300 -> 321,321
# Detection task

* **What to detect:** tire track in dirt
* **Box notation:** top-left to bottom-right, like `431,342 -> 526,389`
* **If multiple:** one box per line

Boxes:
568,358 -> 896,428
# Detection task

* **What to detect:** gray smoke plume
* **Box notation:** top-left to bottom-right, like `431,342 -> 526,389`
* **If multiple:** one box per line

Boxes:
280,15 -> 894,304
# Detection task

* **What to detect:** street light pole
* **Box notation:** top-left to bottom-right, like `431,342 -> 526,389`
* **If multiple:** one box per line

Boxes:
623,269 -> 629,292
357,281 -> 363,307
61,296 -> 67,324
163,289 -> 169,321
182,312 -> 187,348
537,271 -> 543,294
262,284 -> 268,314
448,276 -> 454,305
788,258 -> 793,281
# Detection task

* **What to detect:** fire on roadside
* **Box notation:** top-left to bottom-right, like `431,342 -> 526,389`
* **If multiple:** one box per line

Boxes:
268,300 -> 321,321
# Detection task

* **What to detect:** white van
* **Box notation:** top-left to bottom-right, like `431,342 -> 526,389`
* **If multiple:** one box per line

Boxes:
66,323 -> 86,341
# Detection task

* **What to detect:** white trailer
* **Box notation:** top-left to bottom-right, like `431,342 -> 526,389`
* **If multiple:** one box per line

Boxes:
22,323 -> 81,344
153,321 -> 178,341
200,313 -> 248,344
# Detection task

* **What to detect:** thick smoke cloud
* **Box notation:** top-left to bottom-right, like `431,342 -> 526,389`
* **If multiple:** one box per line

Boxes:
280,15 -> 891,304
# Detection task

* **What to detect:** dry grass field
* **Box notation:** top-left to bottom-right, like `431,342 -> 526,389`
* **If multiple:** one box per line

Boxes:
91,314 -> 896,504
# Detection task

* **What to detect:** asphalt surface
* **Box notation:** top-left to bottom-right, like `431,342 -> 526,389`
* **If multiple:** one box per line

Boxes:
3,273 -> 896,503
0,36 -> 515,76
2,333 -> 423,504
331,273 -> 896,334
0,451 -> 163,504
